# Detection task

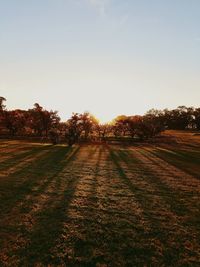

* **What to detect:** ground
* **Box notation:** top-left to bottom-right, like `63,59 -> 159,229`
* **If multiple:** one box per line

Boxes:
0,131 -> 200,266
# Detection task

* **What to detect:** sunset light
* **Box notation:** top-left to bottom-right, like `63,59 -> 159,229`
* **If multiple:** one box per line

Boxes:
1,1 -> 200,266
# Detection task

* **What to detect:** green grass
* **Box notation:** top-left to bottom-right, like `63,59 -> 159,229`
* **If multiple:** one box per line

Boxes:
108,146 -> 200,265
0,139 -> 200,266
152,147 -> 200,179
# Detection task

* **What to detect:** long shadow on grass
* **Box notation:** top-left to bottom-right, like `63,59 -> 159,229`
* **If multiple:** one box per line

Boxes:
120,148 -> 193,216
17,145 -> 98,266
149,147 -> 200,179
70,146 -> 105,266
0,146 -> 77,215
9,146 -> 81,220
0,145 -> 82,267
120,148 -> 200,236
108,146 -> 190,266
0,144 -> 53,172
134,148 -> 200,215
137,148 -> 200,232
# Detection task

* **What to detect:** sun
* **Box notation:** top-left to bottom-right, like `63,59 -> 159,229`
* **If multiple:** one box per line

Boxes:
94,114 -> 113,125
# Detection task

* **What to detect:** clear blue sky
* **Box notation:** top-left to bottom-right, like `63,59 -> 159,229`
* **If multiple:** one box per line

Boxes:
0,0 -> 200,122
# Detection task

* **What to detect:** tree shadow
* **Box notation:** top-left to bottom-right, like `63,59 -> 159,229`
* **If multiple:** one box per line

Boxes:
0,144 -> 53,172
0,146 -> 75,214
17,145 -> 98,266
71,146 -> 105,266
124,148 -> 194,216
107,146 -> 183,266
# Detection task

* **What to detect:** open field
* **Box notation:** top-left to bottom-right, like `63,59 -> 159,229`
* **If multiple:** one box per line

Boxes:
0,131 -> 200,266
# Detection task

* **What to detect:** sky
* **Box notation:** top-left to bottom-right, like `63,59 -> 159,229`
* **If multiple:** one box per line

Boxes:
0,0 -> 200,123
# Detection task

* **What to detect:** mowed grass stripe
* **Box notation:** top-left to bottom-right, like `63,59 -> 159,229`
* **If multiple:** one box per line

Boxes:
108,146 -> 170,264
52,146 -> 106,266
0,142 -> 40,163
151,147 -> 200,179
108,146 -> 200,266
136,147 -> 200,230
123,147 -> 200,228
0,143 -> 53,172
0,145 -> 80,215
14,145 -> 98,266
0,141 -> 44,159
73,145 -> 145,267
139,147 -> 200,191
0,140 -> 28,151
92,146 -> 155,266
0,145 -> 84,266
0,142 -> 200,266
0,149 -> 54,178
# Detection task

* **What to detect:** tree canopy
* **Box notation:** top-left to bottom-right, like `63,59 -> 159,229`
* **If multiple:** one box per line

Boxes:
1,96 -> 200,144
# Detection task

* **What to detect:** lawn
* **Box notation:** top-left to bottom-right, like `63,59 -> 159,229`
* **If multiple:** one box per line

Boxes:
0,132 -> 200,266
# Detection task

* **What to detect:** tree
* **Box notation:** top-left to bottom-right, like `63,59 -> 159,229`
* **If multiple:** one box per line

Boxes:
0,96 -> 6,111
65,113 -> 83,146
28,103 -> 60,137
79,112 -> 99,140
194,108 -> 200,130
96,124 -> 111,140
0,97 -> 6,134
42,110 -> 60,137
4,110 -> 27,136
162,106 -> 194,130
49,129 -> 59,145
113,115 -> 129,136
144,109 -> 165,137
65,112 -> 99,145
127,116 -> 143,139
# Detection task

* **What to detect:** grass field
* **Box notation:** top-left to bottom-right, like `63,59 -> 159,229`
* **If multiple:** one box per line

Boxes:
0,131 -> 200,266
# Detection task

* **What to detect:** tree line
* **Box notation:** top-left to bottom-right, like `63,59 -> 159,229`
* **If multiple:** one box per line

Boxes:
0,97 -> 200,145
